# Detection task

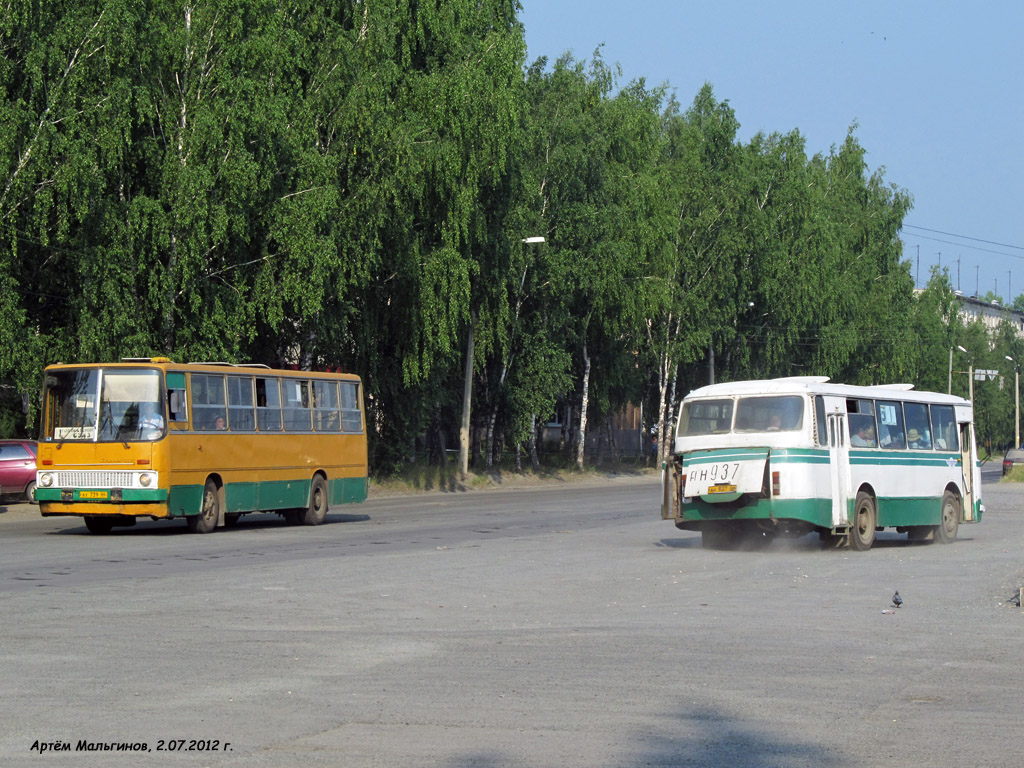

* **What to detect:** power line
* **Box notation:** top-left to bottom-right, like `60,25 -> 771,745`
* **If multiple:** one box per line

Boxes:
903,225 -> 1024,252
901,231 -> 1024,260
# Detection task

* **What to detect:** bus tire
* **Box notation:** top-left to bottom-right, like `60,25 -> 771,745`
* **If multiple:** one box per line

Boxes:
301,476 -> 328,526
187,480 -> 220,534
84,516 -> 114,534
849,491 -> 876,551
935,490 -> 960,545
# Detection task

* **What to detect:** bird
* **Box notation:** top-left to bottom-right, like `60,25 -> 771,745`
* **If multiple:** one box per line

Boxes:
892,591 -> 903,609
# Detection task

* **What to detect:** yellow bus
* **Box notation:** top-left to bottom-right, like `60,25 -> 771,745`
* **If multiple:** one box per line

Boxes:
35,358 -> 368,533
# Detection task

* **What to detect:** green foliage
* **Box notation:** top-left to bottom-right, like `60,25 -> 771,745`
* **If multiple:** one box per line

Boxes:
1,3 -> 1014,468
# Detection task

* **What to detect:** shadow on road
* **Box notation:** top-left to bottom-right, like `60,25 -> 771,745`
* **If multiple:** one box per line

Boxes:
45,512 -> 371,536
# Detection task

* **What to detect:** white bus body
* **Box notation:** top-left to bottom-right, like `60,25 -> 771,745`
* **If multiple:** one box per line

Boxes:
660,377 -> 982,550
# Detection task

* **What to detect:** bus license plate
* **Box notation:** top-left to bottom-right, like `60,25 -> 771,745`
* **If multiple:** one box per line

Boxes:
707,484 -> 737,494
79,490 -> 109,499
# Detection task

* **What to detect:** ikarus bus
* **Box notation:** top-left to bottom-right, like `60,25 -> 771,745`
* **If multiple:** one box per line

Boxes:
660,377 -> 982,550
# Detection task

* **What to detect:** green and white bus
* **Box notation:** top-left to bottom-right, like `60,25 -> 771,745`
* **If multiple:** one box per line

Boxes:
660,377 -> 982,550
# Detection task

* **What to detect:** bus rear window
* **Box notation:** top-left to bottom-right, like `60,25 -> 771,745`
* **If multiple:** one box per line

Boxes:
734,396 -> 804,432
678,399 -> 734,436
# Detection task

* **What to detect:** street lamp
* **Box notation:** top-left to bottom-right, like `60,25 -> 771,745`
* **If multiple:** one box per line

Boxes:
956,345 -> 974,403
1007,355 -> 1020,448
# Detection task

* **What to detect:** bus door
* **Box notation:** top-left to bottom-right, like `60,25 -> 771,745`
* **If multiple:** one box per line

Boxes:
959,422 -> 977,521
827,413 -> 851,528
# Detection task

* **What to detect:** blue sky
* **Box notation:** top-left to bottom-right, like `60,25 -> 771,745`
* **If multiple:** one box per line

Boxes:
520,1 -> 1024,299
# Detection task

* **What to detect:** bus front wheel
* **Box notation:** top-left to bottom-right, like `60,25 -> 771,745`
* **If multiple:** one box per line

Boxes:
84,516 -> 114,534
300,476 -> 328,526
849,492 -> 877,551
935,490 -> 960,545
187,480 -> 220,534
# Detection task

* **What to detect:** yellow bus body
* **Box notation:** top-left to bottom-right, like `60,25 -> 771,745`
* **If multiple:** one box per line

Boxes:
36,361 -> 368,530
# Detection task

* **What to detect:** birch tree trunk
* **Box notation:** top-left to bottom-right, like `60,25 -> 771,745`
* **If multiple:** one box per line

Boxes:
529,413 -> 540,471
458,312 -> 477,479
574,342 -> 591,470
661,363 -> 679,467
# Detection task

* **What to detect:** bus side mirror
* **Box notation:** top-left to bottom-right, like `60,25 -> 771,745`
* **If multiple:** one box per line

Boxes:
168,390 -> 186,421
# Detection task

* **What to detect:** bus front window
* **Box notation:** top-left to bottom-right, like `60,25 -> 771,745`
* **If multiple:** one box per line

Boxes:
43,369 -> 100,441
42,368 -> 164,442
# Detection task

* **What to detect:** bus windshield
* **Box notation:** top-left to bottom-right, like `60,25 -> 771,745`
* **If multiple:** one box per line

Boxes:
679,395 -> 804,436
43,368 -> 165,442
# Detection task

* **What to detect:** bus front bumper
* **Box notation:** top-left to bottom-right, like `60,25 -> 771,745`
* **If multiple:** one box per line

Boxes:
37,488 -> 171,518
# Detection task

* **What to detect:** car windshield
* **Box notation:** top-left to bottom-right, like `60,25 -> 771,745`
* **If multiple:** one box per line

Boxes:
42,368 -> 164,442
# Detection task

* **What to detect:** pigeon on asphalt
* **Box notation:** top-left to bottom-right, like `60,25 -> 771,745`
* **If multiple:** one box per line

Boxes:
892,590 -> 903,608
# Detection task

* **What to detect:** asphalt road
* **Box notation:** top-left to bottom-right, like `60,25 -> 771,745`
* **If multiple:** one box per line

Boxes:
1,470 -> 1021,768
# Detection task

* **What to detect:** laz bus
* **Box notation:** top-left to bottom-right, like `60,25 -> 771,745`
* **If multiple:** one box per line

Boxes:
661,377 -> 982,550
35,359 -> 367,533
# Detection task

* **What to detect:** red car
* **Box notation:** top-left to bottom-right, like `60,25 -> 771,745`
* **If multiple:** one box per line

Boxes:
0,439 -> 37,503
1003,448 -> 1024,476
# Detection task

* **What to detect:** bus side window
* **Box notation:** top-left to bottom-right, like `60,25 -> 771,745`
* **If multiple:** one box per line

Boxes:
847,399 -> 877,447
256,377 -> 282,431
227,376 -> 256,432
814,396 -> 827,445
191,374 -> 226,431
930,405 -> 959,451
877,401 -> 906,450
903,402 -> 932,449
166,372 -> 188,423
340,381 -> 362,433
283,380 -> 311,431
313,380 -> 341,432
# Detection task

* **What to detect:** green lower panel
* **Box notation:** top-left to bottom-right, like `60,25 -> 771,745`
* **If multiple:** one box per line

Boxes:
332,476 -> 368,505
682,497 -> 833,528
168,484 -> 203,517
257,479 -> 310,510
225,482 -> 258,513
876,496 -> 942,527
169,476 -> 367,517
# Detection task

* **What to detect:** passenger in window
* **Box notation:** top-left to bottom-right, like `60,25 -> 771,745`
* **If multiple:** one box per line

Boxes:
907,428 -> 930,449
213,414 -> 226,431
767,413 -> 782,431
851,424 -> 876,447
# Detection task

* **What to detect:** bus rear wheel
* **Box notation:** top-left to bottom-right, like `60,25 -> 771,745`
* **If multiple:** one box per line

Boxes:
849,491 -> 877,551
187,480 -> 220,534
935,490 -> 960,545
300,476 -> 328,526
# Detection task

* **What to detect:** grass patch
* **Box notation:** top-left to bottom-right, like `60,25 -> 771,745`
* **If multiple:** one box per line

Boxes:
1001,464 -> 1024,482
369,457 -> 655,497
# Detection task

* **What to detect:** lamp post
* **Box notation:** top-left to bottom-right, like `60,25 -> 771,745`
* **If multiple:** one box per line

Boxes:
956,345 -> 973,403
948,347 -> 953,394
1007,355 -> 1020,448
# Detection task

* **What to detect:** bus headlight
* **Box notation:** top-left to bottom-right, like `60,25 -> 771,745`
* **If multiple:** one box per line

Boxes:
139,473 -> 154,488
39,473 -> 54,488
